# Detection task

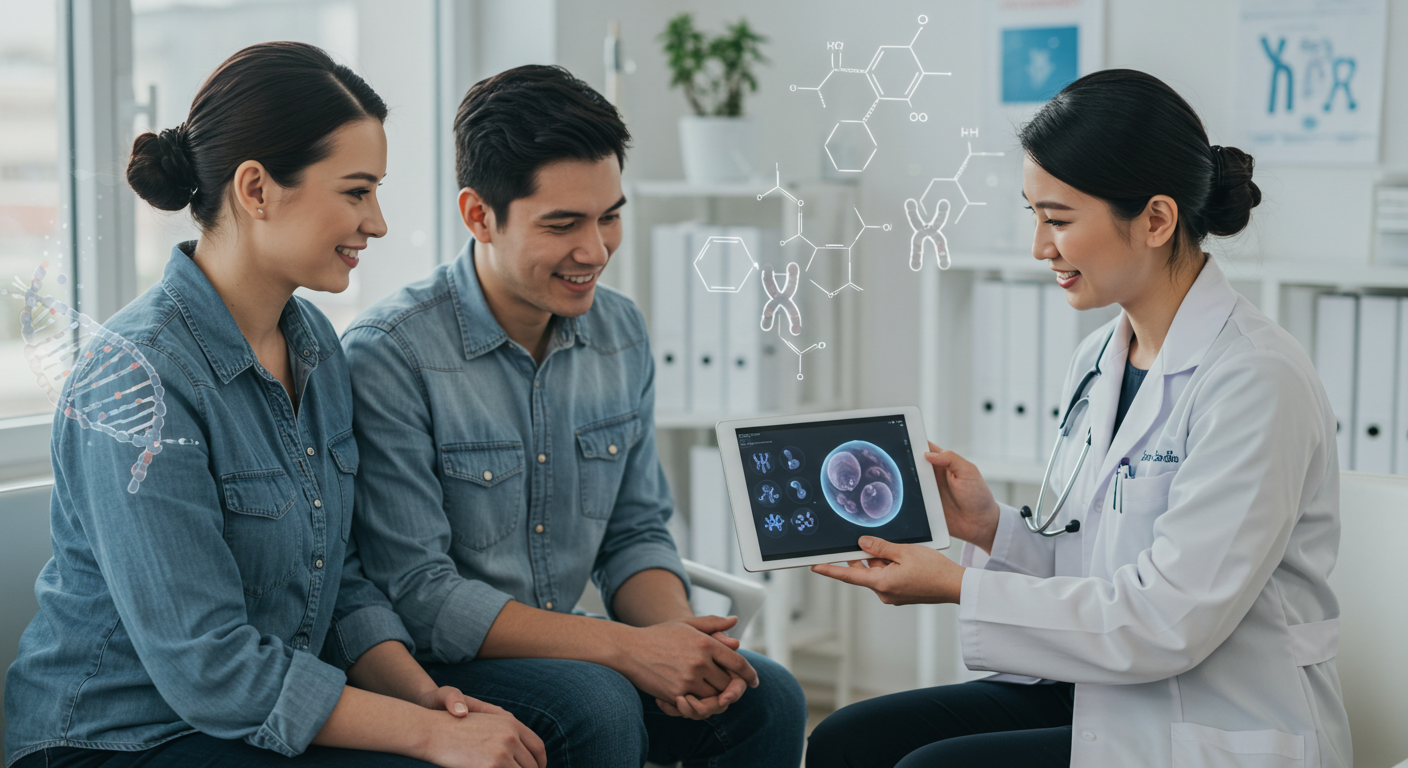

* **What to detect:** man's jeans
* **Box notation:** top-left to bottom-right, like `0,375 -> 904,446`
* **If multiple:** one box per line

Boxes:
427,649 -> 807,768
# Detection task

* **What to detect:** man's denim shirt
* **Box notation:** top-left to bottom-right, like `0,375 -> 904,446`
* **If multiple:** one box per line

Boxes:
4,243 -> 412,766
342,242 -> 687,663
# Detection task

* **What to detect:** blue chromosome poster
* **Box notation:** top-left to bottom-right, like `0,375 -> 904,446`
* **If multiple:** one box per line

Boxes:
1002,26 -> 1079,103
1233,0 -> 1387,165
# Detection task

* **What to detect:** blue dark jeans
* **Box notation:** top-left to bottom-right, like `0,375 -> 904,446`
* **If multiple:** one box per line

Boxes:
806,680 -> 1075,768
8,735 -> 433,768
426,649 -> 807,768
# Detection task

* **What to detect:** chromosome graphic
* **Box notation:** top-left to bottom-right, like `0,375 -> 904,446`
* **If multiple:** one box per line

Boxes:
752,451 -> 773,474
821,440 -> 904,527
791,509 -> 818,535
792,15 -> 952,172
904,198 -> 950,270
783,446 -> 804,471
756,481 -> 782,506
789,479 -> 809,500
4,263 -> 199,493
903,139 -> 1005,270
760,262 -> 803,335
762,513 -> 787,537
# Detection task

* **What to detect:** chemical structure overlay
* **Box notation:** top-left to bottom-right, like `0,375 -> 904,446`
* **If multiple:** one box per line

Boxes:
761,262 -> 803,336
904,140 -> 1005,270
759,164 -> 890,297
776,323 -> 825,381
4,263 -> 200,494
791,15 -> 952,172
692,236 -> 758,293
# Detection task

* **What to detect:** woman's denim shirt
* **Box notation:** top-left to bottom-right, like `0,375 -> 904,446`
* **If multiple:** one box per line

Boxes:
4,243 -> 412,766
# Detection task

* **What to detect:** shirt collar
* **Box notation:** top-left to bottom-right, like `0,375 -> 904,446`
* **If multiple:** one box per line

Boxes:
447,239 -> 591,361
161,241 -> 322,384
1155,255 -> 1238,375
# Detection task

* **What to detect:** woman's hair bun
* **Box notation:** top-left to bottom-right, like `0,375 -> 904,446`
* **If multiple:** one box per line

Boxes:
1204,145 -> 1262,238
126,125 -> 198,212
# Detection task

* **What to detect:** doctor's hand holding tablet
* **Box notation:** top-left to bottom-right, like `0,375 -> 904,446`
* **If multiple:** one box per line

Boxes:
800,69 -> 1351,768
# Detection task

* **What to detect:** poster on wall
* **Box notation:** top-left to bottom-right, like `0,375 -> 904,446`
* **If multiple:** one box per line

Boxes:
985,0 -> 1106,123
1233,0 -> 1387,166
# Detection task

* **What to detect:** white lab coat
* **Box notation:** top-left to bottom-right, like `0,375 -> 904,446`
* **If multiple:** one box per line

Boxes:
958,258 -> 1350,768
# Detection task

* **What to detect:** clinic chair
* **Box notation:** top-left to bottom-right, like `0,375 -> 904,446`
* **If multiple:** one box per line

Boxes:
1331,471 -> 1408,768
0,477 -> 54,733
574,558 -> 767,641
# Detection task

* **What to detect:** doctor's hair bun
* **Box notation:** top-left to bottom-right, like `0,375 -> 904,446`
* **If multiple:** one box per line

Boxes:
1204,145 -> 1262,238
127,126 -> 199,212
1020,69 -> 1261,264
124,41 -> 386,231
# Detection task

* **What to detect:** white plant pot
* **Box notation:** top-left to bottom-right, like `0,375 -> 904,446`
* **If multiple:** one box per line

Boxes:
678,115 -> 758,184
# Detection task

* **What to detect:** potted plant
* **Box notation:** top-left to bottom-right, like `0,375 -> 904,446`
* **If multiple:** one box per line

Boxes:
658,14 -> 768,184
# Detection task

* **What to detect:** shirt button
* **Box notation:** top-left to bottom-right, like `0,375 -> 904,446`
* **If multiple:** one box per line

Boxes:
607,444 -> 618,455
302,349 -> 311,357
537,453 -> 547,464
535,524 -> 545,534
306,447 -> 315,456
482,470 -> 493,481
313,499 -> 322,508
314,559 -> 324,569
1081,730 -> 1096,741
545,601 -> 554,610
534,380 -> 540,388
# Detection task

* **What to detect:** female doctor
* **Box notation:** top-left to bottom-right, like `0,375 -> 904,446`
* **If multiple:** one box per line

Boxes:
808,69 -> 1349,768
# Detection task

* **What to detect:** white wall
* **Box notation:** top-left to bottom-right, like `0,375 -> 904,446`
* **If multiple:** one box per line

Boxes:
551,0 -> 1408,695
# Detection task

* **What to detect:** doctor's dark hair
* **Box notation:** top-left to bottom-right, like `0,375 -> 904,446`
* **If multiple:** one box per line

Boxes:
454,65 -> 631,230
1019,69 -> 1261,266
126,41 -> 387,231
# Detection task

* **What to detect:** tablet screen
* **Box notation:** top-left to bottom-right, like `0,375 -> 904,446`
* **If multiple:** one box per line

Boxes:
734,414 -> 934,561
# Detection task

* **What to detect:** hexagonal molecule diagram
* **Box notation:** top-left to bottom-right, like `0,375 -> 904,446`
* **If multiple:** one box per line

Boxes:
792,15 -> 950,173
693,236 -> 758,293
905,139 -> 1005,270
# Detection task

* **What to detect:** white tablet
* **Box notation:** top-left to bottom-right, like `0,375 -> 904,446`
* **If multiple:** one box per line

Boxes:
716,406 -> 950,572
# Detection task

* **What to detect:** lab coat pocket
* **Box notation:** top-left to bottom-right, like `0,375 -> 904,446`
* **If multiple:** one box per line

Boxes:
441,441 -> 524,551
1105,470 -> 1176,570
1171,722 -> 1305,767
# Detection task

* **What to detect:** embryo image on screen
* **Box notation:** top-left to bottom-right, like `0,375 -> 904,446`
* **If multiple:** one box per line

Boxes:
737,415 -> 933,561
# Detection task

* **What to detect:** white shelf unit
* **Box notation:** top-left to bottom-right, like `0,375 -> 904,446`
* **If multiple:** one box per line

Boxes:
612,178 -> 864,706
913,247 -> 1408,685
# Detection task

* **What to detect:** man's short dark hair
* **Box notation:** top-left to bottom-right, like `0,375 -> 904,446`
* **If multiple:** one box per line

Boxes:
454,65 -> 631,230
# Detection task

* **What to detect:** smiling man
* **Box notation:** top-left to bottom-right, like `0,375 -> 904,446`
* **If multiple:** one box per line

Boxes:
341,65 -> 805,767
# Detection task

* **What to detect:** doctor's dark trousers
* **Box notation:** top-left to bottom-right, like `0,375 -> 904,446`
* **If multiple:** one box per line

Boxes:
807,680 -> 1075,768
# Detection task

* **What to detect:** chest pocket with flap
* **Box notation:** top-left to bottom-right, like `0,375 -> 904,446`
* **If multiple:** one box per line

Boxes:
328,431 -> 359,542
575,412 -> 643,520
441,441 -> 524,551
220,468 -> 304,597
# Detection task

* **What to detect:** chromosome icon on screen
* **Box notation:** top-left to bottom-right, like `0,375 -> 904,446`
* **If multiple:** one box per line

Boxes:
4,263 -> 199,494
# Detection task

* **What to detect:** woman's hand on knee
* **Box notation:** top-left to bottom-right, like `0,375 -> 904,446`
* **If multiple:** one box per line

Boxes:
811,536 -> 965,605
418,685 -> 505,718
419,709 -> 547,768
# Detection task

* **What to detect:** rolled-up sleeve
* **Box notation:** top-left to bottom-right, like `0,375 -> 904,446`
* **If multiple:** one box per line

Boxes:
342,325 -> 513,663
591,345 -> 689,617
321,534 -> 415,669
56,347 -> 344,756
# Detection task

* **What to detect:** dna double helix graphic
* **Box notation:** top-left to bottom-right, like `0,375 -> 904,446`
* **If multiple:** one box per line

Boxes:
6,263 -> 198,494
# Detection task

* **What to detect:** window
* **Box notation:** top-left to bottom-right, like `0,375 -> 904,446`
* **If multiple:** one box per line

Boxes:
0,0 -> 68,421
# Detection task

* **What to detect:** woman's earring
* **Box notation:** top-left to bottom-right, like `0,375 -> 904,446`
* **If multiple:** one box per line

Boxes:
257,209 -> 263,215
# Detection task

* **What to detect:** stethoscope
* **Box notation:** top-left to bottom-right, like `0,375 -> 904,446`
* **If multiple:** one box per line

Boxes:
1019,327 -> 1117,537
